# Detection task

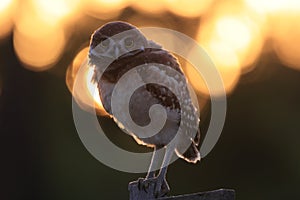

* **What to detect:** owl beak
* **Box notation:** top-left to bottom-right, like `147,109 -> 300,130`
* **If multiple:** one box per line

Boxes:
113,47 -> 120,59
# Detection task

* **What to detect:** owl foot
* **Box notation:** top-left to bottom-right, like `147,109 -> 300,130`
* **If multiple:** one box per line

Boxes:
137,177 -> 170,198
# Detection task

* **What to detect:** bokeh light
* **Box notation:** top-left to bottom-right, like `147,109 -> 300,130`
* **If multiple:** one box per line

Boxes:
0,0 -> 12,10
13,2 -> 66,71
131,0 -> 166,14
185,43 -> 240,96
32,0 -> 81,23
271,13 -> 300,71
165,0 -> 213,18
244,0 -> 300,14
128,15 -> 173,28
83,0 -> 129,20
197,2 -> 265,75
0,0 -> 16,39
244,0 -> 300,71
14,19 -> 66,70
0,0 -> 298,96
66,47 -> 106,115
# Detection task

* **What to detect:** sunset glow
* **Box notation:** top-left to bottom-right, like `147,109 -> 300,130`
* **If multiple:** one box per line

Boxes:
32,0 -> 81,23
0,0 -> 15,39
244,0 -> 300,14
132,0 -> 166,14
165,0 -> 213,18
271,13 -> 300,71
84,0 -> 129,19
0,0 -> 297,107
14,9 -> 66,70
66,47 -> 106,115
0,0 -> 12,11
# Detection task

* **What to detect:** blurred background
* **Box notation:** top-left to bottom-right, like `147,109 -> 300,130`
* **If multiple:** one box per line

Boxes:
1,0 -> 300,199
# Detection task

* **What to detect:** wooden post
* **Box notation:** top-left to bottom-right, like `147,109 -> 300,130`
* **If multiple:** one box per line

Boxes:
129,181 -> 235,200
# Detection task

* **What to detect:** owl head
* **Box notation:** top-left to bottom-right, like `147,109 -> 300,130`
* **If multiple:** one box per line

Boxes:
89,21 -> 147,61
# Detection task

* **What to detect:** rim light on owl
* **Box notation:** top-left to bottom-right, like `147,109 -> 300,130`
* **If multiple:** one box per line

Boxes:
71,27 -> 227,173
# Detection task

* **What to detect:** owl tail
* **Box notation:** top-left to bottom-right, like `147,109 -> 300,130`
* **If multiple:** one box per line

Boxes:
180,142 -> 201,163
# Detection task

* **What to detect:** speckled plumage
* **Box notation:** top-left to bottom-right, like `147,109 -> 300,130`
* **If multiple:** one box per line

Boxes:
88,21 -> 200,197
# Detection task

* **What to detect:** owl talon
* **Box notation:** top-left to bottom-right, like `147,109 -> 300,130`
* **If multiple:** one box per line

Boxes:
137,177 -> 169,197
137,178 -> 150,193
154,178 -> 170,198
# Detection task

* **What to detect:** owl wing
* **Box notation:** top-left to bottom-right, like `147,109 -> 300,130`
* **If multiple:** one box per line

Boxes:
136,48 -> 200,144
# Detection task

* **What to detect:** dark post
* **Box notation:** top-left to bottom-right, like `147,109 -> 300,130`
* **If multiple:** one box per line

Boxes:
129,181 -> 235,200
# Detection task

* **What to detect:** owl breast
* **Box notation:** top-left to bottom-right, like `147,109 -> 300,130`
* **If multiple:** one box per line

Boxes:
96,47 -> 198,147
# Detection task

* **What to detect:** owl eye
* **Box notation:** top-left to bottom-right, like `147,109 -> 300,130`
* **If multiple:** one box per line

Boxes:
100,39 -> 109,48
124,38 -> 134,48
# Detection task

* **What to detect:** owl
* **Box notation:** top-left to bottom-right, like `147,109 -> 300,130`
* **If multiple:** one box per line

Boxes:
88,21 -> 200,198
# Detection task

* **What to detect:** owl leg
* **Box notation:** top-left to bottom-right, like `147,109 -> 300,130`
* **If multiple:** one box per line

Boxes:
153,145 -> 173,197
137,145 -> 174,197
138,147 -> 163,190
147,147 -> 161,178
